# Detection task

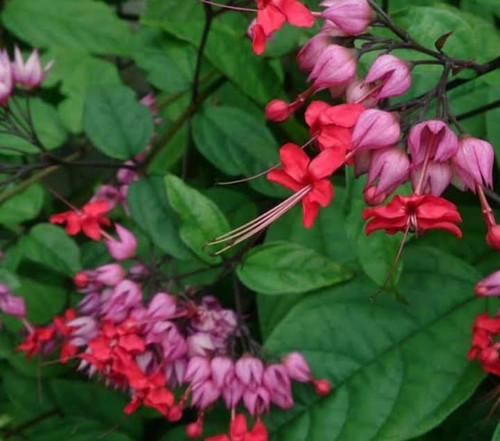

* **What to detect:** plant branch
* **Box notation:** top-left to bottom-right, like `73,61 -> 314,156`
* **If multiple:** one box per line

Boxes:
457,99 -> 500,121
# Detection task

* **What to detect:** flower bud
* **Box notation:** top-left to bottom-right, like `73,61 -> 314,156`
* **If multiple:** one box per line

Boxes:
243,387 -> 270,416
95,263 -> 125,286
0,50 -> 13,106
0,285 -> 25,318
74,271 -> 90,288
167,404 -> 183,422
186,420 -> 204,438
346,77 -> 378,107
117,162 -> 138,185
191,380 -> 220,409
282,352 -> 311,382
475,270 -> 500,297
12,47 -> 53,90
265,99 -> 291,122
222,377 -> 244,409
263,364 -> 292,397
187,333 -> 215,357
105,224 -> 137,261
411,162 -> 452,197
352,109 -> 400,151
486,225 -> 500,250
67,316 -> 98,346
452,137 -> 494,192
147,293 -> 177,321
235,356 -> 264,388
364,54 -> 411,100
363,185 -> 386,206
211,356 -> 234,389
408,120 -> 458,165
312,378 -> 332,395
91,185 -> 123,211
367,146 -> 410,197
320,0 -> 373,35
308,45 -> 357,91
185,356 -> 211,385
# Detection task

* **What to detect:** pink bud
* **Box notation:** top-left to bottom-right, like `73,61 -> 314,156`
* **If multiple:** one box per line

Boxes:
186,420 -> 204,438
167,404 -> 183,422
67,317 -> 98,346
117,162 -> 138,185
185,356 -> 211,385
235,356 -> 264,388
91,185 -> 123,211
452,137 -> 494,192
346,77 -> 378,107
0,285 -> 25,318
475,270 -> 500,297
12,47 -> 53,90
486,225 -> 500,250
147,293 -> 177,321
94,263 -> 125,286
129,262 -> 149,279
187,333 -> 215,357
165,359 -> 187,388
313,378 -> 331,395
265,99 -> 291,122
211,356 -> 234,389
263,364 -> 292,398
367,146 -> 410,197
308,45 -> 357,91
364,54 -> 411,100
408,120 -> 458,165
352,109 -> 400,151
411,162 -> 452,196
0,50 -> 12,105
297,23 -> 346,72
74,272 -> 90,288
222,377 -> 244,409
105,224 -> 137,261
191,380 -> 221,409
243,387 -> 270,416
363,186 -> 386,206
320,0 -> 373,35
282,352 -> 311,382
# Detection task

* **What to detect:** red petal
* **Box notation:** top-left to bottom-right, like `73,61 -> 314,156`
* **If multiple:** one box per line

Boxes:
246,419 -> 269,441
417,220 -> 462,238
124,396 -> 141,415
83,200 -> 110,216
267,169 -> 303,192
230,414 -> 248,439
205,436 -> 231,441
257,4 -> 286,35
364,217 -> 407,235
119,334 -> 146,353
81,218 -> 102,240
252,25 -> 267,55
320,103 -> 365,127
279,143 -> 310,183
317,126 -> 352,152
277,0 -> 314,27
49,212 -> 70,224
308,180 -> 334,207
65,212 -> 82,235
301,197 -> 319,228
305,101 -> 329,128
308,148 -> 345,180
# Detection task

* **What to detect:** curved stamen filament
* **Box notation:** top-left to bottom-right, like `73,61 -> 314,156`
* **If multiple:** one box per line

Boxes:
197,0 -> 257,12
206,186 -> 311,254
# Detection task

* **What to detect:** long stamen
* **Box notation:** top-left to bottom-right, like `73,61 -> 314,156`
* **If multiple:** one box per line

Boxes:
46,186 -> 81,213
206,186 -> 311,254
414,132 -> 436,195
216,135 -> 318,186
197,0 -> 257,12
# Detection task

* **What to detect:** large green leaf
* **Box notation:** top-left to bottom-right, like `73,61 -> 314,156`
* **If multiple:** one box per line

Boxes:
83,85 -> 154,160
237,241 -> 352,295
19,223 -> 81,276
493,423 -> 500,441
3,0 -> 131,55
0,184 -> 44,227
164,174 -> 230,264
127,176 -> 193,261
193,106 -> 285,197
263,246 -> 488,441
141,1 -> 283,104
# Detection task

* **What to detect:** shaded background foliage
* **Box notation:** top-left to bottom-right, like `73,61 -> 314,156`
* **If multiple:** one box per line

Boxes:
0,0 -> 498,440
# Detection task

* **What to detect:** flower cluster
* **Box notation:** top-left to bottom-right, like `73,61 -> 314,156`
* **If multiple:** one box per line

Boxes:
16,257 -> 330,439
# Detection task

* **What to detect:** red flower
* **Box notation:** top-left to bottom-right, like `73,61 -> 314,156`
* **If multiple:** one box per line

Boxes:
267,143 -> 343,227
205,414 -> 268,441
468,313 -> 500,376
253,0 -> 314,54
53,308 -> 79,363
125,371 -> 175,417
50,200 -> 111,240
305,101 -> 365,153
16,326 -> 55,359
362,194 -> 462,237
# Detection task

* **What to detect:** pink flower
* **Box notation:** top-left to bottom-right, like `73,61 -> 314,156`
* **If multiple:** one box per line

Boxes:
352,109 -> 401,151
364,54 -> 411,100
91,185 -> 124,211
0,285 -> 25,318
0,51 -> 12,105
282,352 -> 311,382
105,224 -> 137,260
185,356 -> 211,385
320,0 -> 373,35
191,380 -> 220,409
265,99 -> 291,122
12,47 -> 53,90
235,356 -> 264,389
452,137 -> 494,192
346,77 -> 378,107
475,270 -> 500,297
267,143 -> 344,227
411,162 -> 452,197
187,333 -> 215,357
366,146 -> 410,200
211,356 -> 235,389
94,263 -> 125,286
147,293 -> 177,321
243,386 -> 270,416
307,45 -> 357,91
263,364 -> 293,409
408,120 -> 458,165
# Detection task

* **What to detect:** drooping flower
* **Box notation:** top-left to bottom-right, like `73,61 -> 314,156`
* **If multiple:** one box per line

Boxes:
362,194 -> 462,237
104,224 -> 137,260
307,45 -> 357,91
0,50 -> 13,105
475,270 -> 500,297
50,200 -> 111,240
12,46 -> 54,89
320,0 -> 373,35
351,109 -> 401,151
410,162 -> 452,197
408,120 -> 458,165
267,143 -> 344,227
364,54 -> 411,100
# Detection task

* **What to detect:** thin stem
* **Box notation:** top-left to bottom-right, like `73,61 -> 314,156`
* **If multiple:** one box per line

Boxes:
457,99 -> 500,121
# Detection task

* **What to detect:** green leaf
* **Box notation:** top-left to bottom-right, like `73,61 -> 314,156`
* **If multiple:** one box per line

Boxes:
142,1 -> 283,104
164,174 -> 230,264
50,379 -> 142,439
132,28 -> 196,94
264,246 -> 487,441
83,85 -> 154,159
237,241 -> 352,295
31,98 -> 69,149
0,184 -> 44,226
19,224 -> 81,276
127,176 -> 193,261
193,106 -> 285,197
493,423 -> 500,441
3,0 -> 131,56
